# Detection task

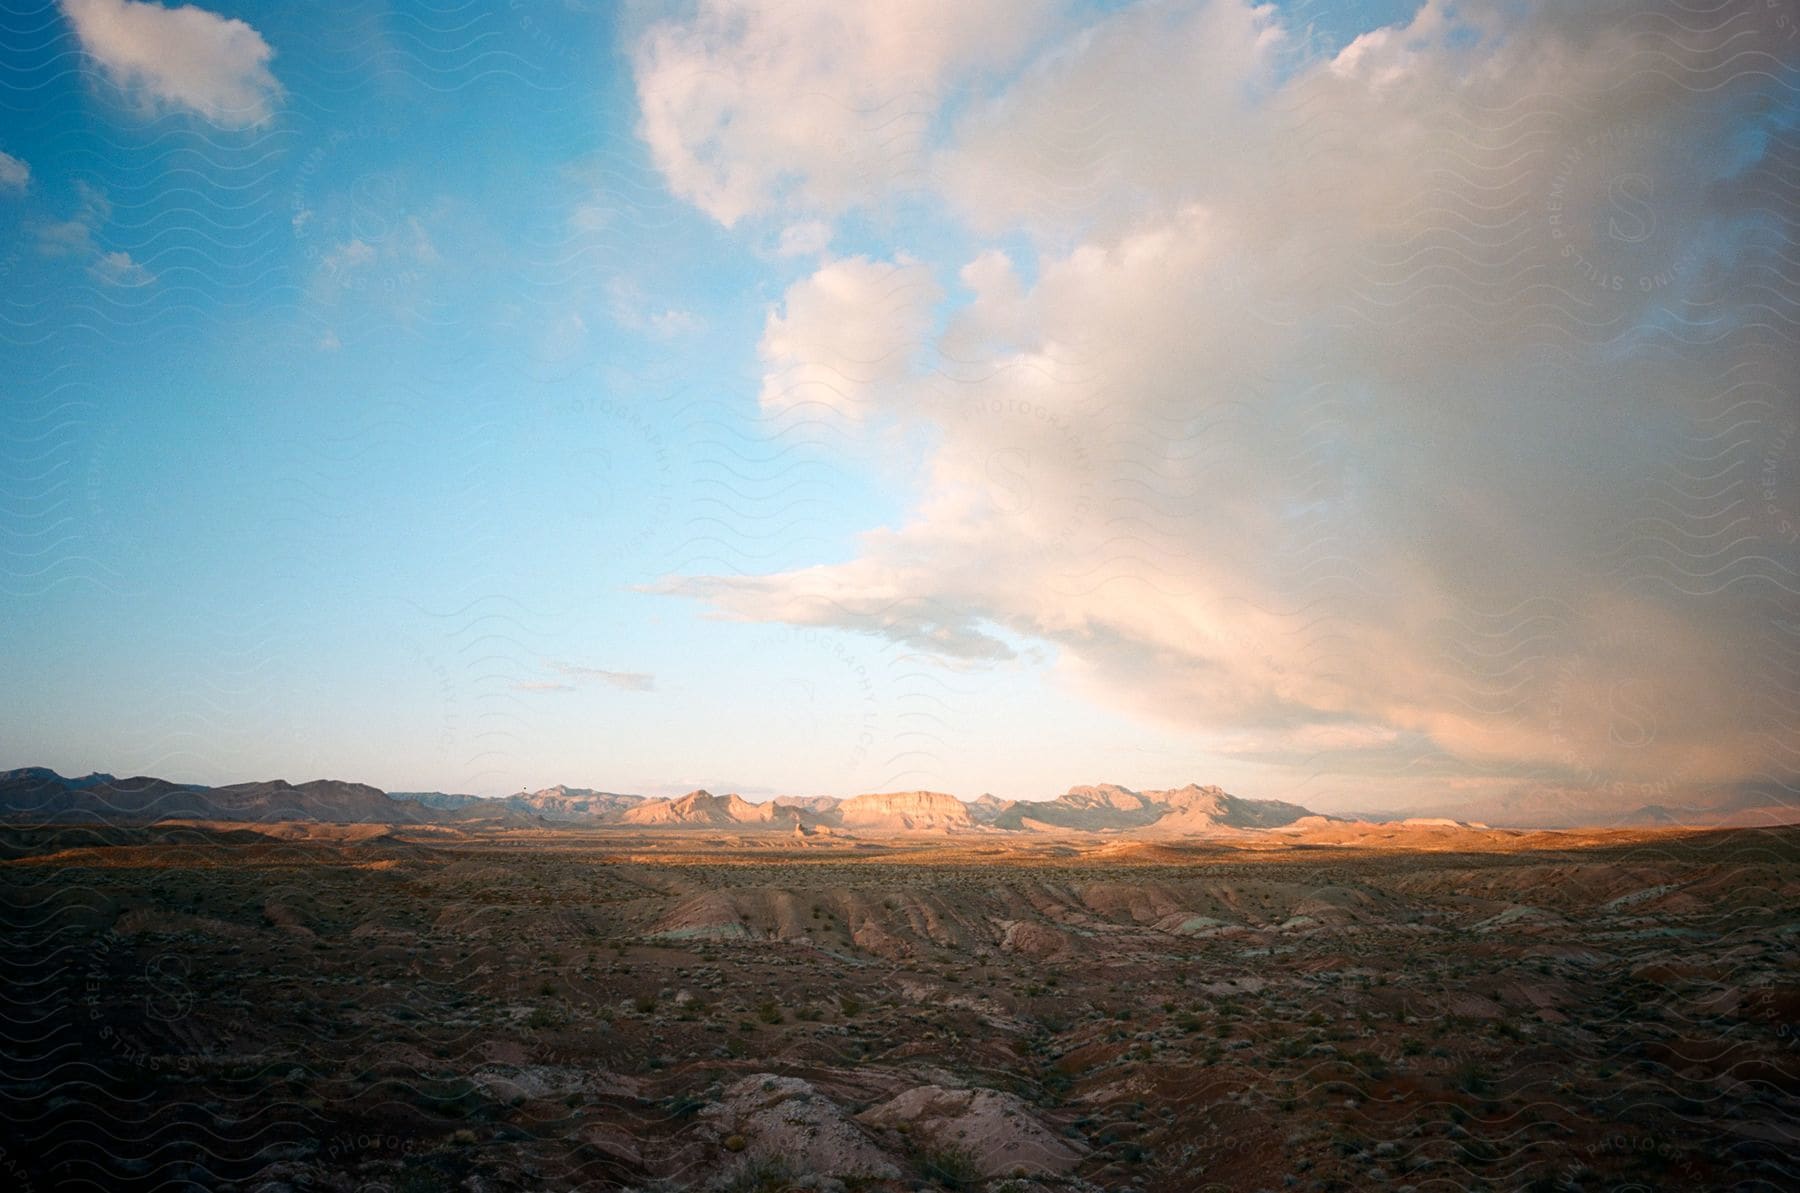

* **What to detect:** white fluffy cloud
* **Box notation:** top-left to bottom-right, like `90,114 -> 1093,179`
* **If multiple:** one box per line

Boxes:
61,0 -> 282,128
645,0 -> 1799,809
938,0 -> 1285,235
632,0 -> 1058,225
758,255 -> 942,418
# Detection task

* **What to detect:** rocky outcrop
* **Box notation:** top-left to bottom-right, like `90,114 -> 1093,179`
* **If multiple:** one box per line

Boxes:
966,793 -> 1012,824
836,790 -> 973,832
701,1075 -> 900,1180
856,1085 -> 1085,1177
620,790 -> 803,826
994,782 -> 1313,835
771,795 -> 842,816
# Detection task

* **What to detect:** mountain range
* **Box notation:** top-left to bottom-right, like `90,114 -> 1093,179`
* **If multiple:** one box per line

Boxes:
2,767 -> 1320,836
3,766 -> 1789,834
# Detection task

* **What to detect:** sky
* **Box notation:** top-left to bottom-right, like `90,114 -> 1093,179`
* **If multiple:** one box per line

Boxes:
1,0 -> 1796,817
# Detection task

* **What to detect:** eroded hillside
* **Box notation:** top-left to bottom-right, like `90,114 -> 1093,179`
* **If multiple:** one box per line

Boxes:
1,824 -> 1795,1191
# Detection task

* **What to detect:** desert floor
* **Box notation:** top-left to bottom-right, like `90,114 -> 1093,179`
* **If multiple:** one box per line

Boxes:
3,823 -> 1796,1191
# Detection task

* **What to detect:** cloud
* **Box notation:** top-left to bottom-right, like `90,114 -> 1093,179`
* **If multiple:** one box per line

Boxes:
937,0 -> 1285,235
775,220 -> 832,258
36,218 -> 95,258
606,278 -> 703,340
513,681 -> 577,694
649,0 -> 1800,803
0,151 -> 28,192
319,217 -> 437,279
311,217 -> 441,309
632,0 -> 1059,225
320,238 -> 376,277
650,569 -> 1015,662
549,663 -> 656,692
757,255 -> 941,417
90,248 -> 153,286
35,181 -> 155,285
36,182 -> 109,257
61,0 -> 282,128
303,206 -> 449,343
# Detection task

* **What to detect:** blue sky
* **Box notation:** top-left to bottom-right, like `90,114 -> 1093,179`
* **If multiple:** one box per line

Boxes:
3,0 -> 1795,816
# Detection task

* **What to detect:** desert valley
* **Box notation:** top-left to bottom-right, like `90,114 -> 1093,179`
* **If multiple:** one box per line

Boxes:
7,0 -> 1798,1189
3,768 -> 1796,1192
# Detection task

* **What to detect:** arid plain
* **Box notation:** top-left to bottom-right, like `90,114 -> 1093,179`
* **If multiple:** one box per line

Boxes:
3,772 -> 1797,1192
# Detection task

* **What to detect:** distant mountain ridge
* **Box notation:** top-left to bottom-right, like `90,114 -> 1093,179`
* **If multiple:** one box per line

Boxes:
0,767 -> 464,825
8,767 -> 1787,833
620,790 -> 803,826
2,768 -> 1321,835
837,791 -> 974,832
988,783 -> 1313,834
392,785 -> 645,822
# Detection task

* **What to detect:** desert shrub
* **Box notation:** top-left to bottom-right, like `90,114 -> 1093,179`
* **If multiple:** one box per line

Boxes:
1453,1059 -> 1493,1095
1457,1136 -> 1500,1166
839,993 -> 863,1017
716,1155 -> 793,1192
397,1164 -> 450,1193
913,1142 -> 985,1190
755,998 -> 783,1024
665,1093 -> 706,1119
